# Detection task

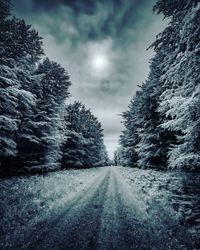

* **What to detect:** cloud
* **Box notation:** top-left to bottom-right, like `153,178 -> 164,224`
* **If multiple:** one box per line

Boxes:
12,0 -> 168,158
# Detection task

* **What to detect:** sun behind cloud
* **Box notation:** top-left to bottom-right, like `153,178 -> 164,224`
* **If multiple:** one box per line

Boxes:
88,39 -> 113,78
92,54 -> 109,71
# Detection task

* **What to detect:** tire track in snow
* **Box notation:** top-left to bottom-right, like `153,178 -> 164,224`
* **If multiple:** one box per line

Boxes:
14,167 -> 184,250
18,168 -> 111,250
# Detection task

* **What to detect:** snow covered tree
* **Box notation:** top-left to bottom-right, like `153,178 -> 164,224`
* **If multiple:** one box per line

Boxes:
155,0 -> 200,171
120,93 -> 141,168
120,78 -> 174,170
61,102 -> 107,169
61,102 -> 86,168
134,82 -> 175,169
113,147 -> 123,166
28,58 -> 71,171
1,0 -> 110,175
0,2 -> 44,173
119,10 -> 180,169
120,0 -> 200,171
100,144 -> 110,166
153,0 -> 198,17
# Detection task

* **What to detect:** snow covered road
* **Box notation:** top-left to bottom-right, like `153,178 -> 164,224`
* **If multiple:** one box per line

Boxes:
1,167 -> 198,249
26,168 -> 151,250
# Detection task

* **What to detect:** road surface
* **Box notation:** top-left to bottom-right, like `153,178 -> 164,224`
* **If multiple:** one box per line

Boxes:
12,167 -> 182,250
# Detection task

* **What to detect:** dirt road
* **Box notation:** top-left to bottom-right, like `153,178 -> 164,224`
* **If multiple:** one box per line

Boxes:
10,167 -> 183,250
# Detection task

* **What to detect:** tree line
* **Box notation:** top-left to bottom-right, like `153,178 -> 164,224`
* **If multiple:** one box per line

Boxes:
0,0 -> 109,175
115,0 -> 200,172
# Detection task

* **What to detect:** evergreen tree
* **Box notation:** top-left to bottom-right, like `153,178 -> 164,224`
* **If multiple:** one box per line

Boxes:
155,0 -> 200,171
119,0 -> 200,171
30,58 -> 71,170
0,0 -> 108,175
113,147 -> 123,166
120,93 -> 140,168
61,102 -> 107,169
0,2 -> 44,173
100,144 -> 110,166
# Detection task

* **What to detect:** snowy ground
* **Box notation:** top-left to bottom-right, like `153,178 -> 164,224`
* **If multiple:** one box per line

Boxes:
0,166 -> 199,249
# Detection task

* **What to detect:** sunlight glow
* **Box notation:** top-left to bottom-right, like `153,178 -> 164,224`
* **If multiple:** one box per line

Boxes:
92,54 -> 109,71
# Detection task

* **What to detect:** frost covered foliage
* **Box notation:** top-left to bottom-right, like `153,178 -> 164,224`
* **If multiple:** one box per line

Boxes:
0,0 -> 44,173
113,147 -> 124,166
0,0 -> 108,175
0,168 -> 102,249
120,0 -> 200,172
30,58 -> 71,171
156,1 -> 200,171
0,0 -> 71,174
117,167 -> 200,249
61,102 -> 109,169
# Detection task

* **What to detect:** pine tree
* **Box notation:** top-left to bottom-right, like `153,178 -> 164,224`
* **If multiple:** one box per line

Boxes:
155,0 -> 200,171
0,0 -> 110,175
30,58 -> 71,170
119,0 -> 200,171
0,3 -> 44,173
100,144 -> 110,166
113,147 -> 123,166
61,102 -> 86,168
61,102 -> 107,169
120,94 -> 140,168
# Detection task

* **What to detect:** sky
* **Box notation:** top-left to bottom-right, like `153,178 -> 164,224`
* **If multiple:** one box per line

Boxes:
12,0 -> 167,159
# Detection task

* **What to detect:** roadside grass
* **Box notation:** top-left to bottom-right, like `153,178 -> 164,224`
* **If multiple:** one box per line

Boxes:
117,166 -> 200,250
0,168 -> 100,249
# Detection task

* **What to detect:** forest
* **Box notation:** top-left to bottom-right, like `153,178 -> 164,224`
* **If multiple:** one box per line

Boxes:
1,0 -> 199,175
0,0 -> 200,173
115,0 -> 200,173
0,0 -> 109,176
0,0 -> 200,249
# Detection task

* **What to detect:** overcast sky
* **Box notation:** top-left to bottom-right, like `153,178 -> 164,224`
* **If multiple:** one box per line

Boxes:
12,0 -> 167,158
